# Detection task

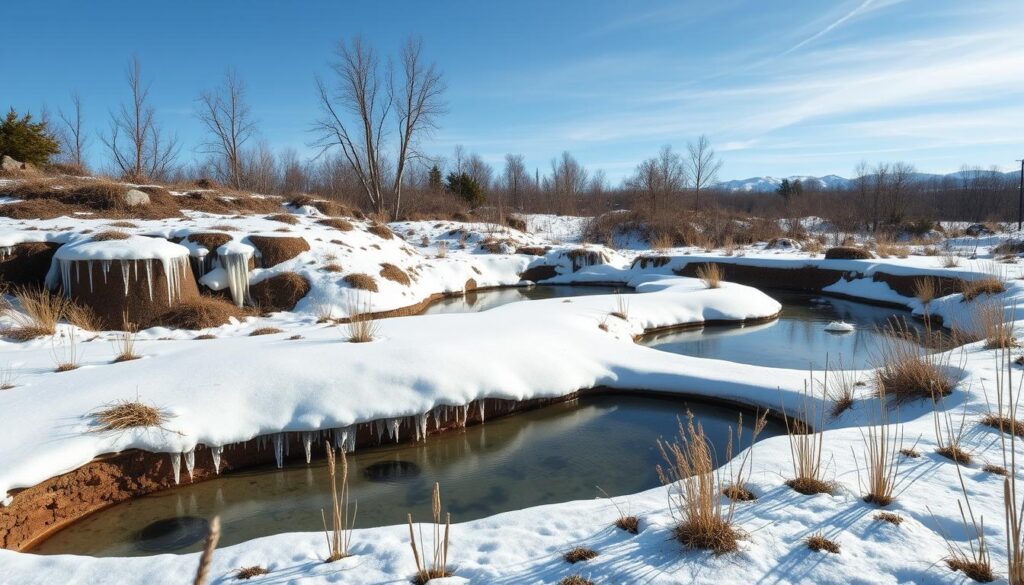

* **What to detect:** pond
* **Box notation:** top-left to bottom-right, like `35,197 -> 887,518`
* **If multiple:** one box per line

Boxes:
640,291 -> 927,370
33,394 -> 783,557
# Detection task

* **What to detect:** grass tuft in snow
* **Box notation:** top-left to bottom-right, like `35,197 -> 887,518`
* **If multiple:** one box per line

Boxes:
563,547 -> 598,564
609,294 -> 629,320
913,277 -> 938,307
984,464 -> 1008,476
0,364 -> 16,390
249,327 -> 283,336
1,287 -> 68,340
976,302 -> 1017,350
90,229 -> 132,241
657,411 -> 742,554
784,380 -> 834,495
961,276 -> 1005,303
344,272 -> 379,293
112,311 -> 140,363
696,263 -> 722,289
346,294 -> 379,343
932,397 -> 972,465
51,332 -> 80,372
981,413 -> 1024,438
615,515 -> 640,533
875,321 -> 955,405
559,577 -> 595,585
92,399 -> 168,431
408,482 -> 452,584
825,355 -> 858,418
64,301 -> 101,332
855,390 -> 907,507
321,446 -> 355,563
806,532 -> 840,554
379,263 -> 411,286
233,566 -> 270,580
874,511 -> 903,526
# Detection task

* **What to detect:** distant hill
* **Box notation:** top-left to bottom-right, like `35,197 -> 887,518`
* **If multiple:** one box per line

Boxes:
717,170 -> 1019,193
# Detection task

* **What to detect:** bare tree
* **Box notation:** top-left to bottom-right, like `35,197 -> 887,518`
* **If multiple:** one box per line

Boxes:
464,152 -> 493,194
196,70 -> 257,189
685,135 -> 723,211
501,154 -> 529,210
545,151 -> 588,214
313,37 -> 445,217
103,56 -> 179,182
629,145 -> 687,213
57,92 -> 87,172
239,141 -> 278,195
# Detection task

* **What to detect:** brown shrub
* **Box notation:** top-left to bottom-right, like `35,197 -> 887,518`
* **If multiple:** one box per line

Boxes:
379,263 -> 411,286
318,218 -> 354,231
824,246 -> 873,260
367,223 -> 394,240
563,547 -> 598,563
91,230 -> 131,241
266,213 -> 298,225
249,273 -> 311,312
148,296 -> 246,329
248,235 -> 310,267
344,273 -> 378,292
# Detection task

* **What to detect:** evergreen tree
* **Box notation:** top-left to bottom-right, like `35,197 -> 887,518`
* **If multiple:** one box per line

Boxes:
445,171 -> 485,206
428,164 -> 442,193
776,178 -> 793,203
0,109 -> 60,166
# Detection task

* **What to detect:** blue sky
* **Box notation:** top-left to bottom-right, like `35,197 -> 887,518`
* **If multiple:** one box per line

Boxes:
3,0 -> 1022,183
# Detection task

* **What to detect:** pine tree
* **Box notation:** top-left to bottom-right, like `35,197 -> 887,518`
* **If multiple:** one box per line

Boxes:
0,109 -> 60,166
776,179 -> 793,203
445,171 -> 485,206
428,164 -> 442,193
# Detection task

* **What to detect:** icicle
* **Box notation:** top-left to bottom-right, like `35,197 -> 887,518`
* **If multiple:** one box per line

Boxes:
120,260 -> 130,295
184,448 -> 195,481
210,445 -> 223,474
478,400 -> 486,423
416,414 -> 428,442
273,433 -> 284,468
386,418 -> 401,443
345,426 -> 356,452
170,452 -> 181,485
219,251 -> 251,307
461,404 -> 470,427
87,260 -> 95,293
432,406 -> 442,430
374,419 -> 385,439
144,258 -> 154,301
302,432 -> 314,464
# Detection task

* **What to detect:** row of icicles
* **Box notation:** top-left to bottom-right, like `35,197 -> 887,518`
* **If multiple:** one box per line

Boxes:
167,402 -> 486,484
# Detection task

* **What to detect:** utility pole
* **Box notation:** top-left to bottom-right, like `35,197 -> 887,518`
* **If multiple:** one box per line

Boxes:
1018,159 -> 1024,231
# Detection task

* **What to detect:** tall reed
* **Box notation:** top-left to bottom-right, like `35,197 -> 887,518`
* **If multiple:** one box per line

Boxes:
408,482 -> 452,584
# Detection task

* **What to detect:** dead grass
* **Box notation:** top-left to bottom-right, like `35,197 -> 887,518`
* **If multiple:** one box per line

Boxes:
806,532 -> 840,554
558,576 -> 595,585
346,295 -> 379,343
722,484 -> 757,501
563,547 -> 598,563
65,301 -> 101,332
976,302 -> 1016,349
323,263 -> 343,273
875,323 -> 956,404
932,397 -> 972,465
234,566 -> 270,580
696,263 -> 722,289
92,399 -> 168,431
900,447 -> 921,458
984,464 -> 1008,476
824,246 -> 872,260
318,217 -> 354,231
784,380 -> 834,495
946,557 -> 995,582
249,327 -> 283,336
379,263 -> 411,286
0,365 -> 17,390
913,277 -> 938,307
981,413 -> 1024,438
856,391 -> 906,506
113,311 -> 139,363
322,446 -> 354,562
657,412 -> 742,554
266,213 -> 298,225
408,482 -> 452,585
51,333 -> 80,372
344,273 -> 379,293
1,287 -> 68,340
614,515 -> 639,533
90,230 -> 132,241
367,223 -> 394,240
874,511 -> 903,526
960,273 -> 1005,303
149,296 -> 247,330
826,356 -> 858,418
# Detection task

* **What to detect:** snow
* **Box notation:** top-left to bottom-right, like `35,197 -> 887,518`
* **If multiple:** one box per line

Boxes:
824,320 -> 855,332
6,194 -> 1024,583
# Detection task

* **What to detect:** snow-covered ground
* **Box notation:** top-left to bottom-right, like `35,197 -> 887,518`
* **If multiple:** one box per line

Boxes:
3,196 -> 1024,584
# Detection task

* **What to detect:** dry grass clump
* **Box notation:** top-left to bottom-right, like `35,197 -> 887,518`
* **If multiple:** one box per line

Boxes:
64,301 -> 101,332
408,482 -> 452,584
0,365 -> 17,390
559,576 -> 595,585
1,287 -> 68,340
874,511 -> 904,526
657,412 -> 742,554
149,296 -> 246,330
51,333 -> 81,372
346,295 -> 379,343
318,217 -> 354,231
984,464 -> 1008,476
367,223 -> 394,240
92,399 -> 168,431
265,213 -> 298,225
784,380 -> 834,495
696,263 -> 722,289
875,324 -> 956,405
323,263 -> 343,273
856,391 -> 906,506
90,230 -> 132,241
344,273 -> 379,293
516,245 -> 547,256
961,277 -> 1006,302
722,484 -> 757,502
614,515 -> 639,534
806,532 -> 840,554
610,295 -> 629,320
946,557 -> 995,582
234,566 -> 270,580
379,263 -> 411,286
932,399 -> 973,465
825,356 -> 858,418
900,447 -> 921,458
249,327 -> 283,336
113,312 -> 139,363
563,547 -> 598,563
914,277 -> 938,307
824,246 -> 873,260
981,413 -> 1024,438
976,302 -> 1016,349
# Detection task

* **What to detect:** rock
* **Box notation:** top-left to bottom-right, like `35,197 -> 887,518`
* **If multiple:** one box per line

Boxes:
766,237 -> 801,251
1,155 -> 33,173
965,223 -> 994,237
123,189 -> 151,207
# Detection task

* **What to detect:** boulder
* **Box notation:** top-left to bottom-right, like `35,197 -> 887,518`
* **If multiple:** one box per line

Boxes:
123,189 -> 151,207
1,155 -> 33,173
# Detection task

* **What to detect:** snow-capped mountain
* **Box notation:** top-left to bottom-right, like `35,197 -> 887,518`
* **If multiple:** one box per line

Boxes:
717,170 -> 1018,193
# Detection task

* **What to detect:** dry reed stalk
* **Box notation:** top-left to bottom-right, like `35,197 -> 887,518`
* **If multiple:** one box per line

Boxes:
784,377 -> 833,495
321,446 -> 355,562
855,388 -> 906,506
113,310 -> 139,362
192,515 -> 221,585
51,332 -> 80,372
408,482 -> 452,584
346,294 -> 379,343
696,263 -> 722,289
988,339 -> 1024,584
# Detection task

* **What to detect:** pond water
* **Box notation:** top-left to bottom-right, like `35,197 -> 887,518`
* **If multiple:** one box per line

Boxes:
640,291 -> 926,370
33,395 -> 783,557
421,284 -> 633,315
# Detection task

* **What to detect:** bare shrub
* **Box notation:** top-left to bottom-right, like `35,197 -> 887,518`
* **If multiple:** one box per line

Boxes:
408,482 -> 452,584
696,263 -> 722,289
